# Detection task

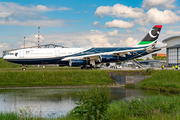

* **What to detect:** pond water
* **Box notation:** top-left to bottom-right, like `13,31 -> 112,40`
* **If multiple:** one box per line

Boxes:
0,87 -> 169,117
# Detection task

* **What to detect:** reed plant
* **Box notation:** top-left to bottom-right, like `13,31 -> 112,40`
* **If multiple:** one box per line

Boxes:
107,95 -> 180,119
72,86 -> 110,120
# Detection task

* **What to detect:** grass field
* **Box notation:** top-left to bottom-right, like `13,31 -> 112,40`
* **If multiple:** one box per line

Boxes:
0,57 -> 155,87
139,70 -> 180,92
0,70 -> 114,87
0,57 -> 22,68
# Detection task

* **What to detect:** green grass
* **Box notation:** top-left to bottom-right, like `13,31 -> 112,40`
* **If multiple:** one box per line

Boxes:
0,57 -> 22,68
0,112 -> 19,120
0,70 -> 114,87
107,95 -> 180,120
107,69 -> 156,76
139,70 -> 180,92
0,111 -> 81,120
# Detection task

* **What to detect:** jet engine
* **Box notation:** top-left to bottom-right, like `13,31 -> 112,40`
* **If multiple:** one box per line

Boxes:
69,59 -> 87,67
98,55 -> 118,62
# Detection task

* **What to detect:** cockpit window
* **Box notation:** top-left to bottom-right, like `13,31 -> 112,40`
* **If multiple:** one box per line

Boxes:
7,53 -> 14,55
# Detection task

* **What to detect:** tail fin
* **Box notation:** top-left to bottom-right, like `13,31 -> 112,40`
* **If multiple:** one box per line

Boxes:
136,25 -> 162,47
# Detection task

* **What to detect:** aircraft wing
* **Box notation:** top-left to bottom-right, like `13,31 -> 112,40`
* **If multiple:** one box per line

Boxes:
62,47 -> 145,61
147,45 -> 175,52
107,48 -> 145,56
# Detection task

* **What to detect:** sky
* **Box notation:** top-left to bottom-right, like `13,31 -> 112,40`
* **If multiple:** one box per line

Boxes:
0,0 -> 180,57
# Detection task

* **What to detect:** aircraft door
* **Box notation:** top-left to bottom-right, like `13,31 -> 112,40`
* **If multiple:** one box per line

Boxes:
19,51 -> 24,58
55,50 -> 60,57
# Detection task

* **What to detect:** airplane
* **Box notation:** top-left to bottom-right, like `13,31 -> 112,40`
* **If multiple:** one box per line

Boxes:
3,25 -> 162,70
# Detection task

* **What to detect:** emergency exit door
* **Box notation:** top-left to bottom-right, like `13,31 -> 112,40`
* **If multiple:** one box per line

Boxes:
55,50 -> 60,57
19,51 -> 24,58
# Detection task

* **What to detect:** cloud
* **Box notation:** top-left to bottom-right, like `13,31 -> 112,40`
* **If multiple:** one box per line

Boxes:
0,12 -> 12,18
1,29 -> 172,57
90,29 -> 102,33
88,35 -> 112,47
92,21 -> 103,27
107,30 -> 118,36
120,37 -> 139,47
135,8 -> 180,26
21,42 -> 37,48
57,7 -> 72,11
89,5 -> 97,7
168,26 -> 180,29
126,29 -> 133,33
43,31 -> 112,48
18,34 -> 45,48
166,29 -> 180,35
136,27 -> 148,32
0,43 -> 9,48
105,19 -> 134,28
113,37 -> 139,47
92,21 -> 100,26
142,0 -> 176,9
95,4 -> 144,18
0,19 -> 67,27
176,10 -> 180,14
0,2 -> 72,19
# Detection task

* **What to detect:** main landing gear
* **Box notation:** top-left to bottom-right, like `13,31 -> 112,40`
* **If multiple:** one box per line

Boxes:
22,64 -> 26,70
81,65 -> 92,70
81,64 -> 99,70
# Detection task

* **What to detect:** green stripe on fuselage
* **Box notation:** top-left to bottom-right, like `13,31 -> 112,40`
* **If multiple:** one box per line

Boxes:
138,41 -> 154,45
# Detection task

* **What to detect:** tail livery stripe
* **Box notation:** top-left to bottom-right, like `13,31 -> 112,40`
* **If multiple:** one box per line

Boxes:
154,25 -> 162,28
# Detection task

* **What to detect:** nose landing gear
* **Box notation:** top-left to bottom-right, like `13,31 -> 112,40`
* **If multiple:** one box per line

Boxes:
22,64 -> 26,70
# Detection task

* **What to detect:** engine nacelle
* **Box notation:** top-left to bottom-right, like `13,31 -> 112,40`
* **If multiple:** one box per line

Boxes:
99,55 -> 118,62
69,59 -> 87,67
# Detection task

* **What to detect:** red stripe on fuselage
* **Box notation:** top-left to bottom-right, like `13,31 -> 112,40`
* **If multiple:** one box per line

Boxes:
154,25 -> 162,28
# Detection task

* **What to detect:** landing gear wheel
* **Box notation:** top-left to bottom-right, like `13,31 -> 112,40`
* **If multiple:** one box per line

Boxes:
81,65 -> 85,69
22,68 -> 26,71
90,64 -> 92,70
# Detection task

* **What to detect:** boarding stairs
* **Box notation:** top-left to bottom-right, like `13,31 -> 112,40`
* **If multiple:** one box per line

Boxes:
132,59 -> 143,69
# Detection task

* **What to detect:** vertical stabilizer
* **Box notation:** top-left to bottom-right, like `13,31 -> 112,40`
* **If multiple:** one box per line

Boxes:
135,25 -> 162,47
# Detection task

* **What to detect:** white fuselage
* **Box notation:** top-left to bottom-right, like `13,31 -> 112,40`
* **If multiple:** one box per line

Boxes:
3,47 -> 85,59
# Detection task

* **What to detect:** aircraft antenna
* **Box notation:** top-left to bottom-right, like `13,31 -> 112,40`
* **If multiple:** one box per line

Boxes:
24,37 -> 26,49
38,27 -> 40,48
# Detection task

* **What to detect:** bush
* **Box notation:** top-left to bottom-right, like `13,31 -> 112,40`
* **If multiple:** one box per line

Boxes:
72,86 -> 110,120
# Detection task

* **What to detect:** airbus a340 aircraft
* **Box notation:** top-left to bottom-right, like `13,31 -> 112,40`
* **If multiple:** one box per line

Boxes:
3,25 -> 162,70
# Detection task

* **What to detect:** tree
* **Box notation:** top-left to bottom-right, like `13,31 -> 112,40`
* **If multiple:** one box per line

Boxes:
146,57 -> 150,60
153,56 -> 166,60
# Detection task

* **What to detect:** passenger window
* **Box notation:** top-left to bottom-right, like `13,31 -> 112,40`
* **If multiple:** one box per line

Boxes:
8,53 -> 14,55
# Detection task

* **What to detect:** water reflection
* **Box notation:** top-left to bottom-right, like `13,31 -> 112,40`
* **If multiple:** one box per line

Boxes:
0,88 -> 165,117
